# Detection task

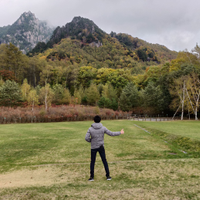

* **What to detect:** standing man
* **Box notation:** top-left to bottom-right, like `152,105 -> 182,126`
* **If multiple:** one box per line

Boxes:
85,115 -> 124,181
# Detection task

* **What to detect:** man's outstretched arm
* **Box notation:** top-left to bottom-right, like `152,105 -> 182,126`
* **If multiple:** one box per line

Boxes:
104,128 -> 124,136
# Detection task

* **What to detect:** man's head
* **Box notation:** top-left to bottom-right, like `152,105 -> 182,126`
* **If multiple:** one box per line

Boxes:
94,115 -> 101,123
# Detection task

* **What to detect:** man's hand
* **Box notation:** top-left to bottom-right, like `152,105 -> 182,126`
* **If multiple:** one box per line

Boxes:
121,129 -> 124,134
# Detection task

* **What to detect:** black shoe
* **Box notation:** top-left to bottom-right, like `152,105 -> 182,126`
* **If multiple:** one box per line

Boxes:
88,177 -> 94,181
107,176 -> 111,180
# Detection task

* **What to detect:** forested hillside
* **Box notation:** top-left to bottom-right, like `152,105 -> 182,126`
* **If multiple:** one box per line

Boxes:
28,16 -> 177,63
113,33 -> 177,62
0,16 -> 199,119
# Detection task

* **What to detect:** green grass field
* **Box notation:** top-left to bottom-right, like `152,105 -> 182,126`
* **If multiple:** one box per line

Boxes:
135,120 -> 200,140
0,120 -> 200,199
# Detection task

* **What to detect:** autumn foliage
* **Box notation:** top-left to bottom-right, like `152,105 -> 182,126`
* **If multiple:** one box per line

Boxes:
0,105 -> 131,124
0,70 -> 18,82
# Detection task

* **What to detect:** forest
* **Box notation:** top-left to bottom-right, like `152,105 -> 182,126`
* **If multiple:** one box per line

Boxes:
0,35 -> 200,120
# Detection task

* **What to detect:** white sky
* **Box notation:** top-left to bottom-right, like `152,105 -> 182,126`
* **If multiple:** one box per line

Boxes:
0,0 -> 200,52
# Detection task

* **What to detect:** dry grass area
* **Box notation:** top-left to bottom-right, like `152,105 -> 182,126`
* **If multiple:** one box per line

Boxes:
0,159 -> 200,199
0,120 -> 200,199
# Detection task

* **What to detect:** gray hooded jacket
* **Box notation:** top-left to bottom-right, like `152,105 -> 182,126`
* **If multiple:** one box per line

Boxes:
85,123 -> 121,149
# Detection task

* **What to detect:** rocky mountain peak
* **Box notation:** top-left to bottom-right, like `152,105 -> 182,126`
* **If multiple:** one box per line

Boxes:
14,11 -> 37,26
21,11 -> 36,19
0,11 -> 54,53
71,16 -> 82,24
45,16 -> 105,50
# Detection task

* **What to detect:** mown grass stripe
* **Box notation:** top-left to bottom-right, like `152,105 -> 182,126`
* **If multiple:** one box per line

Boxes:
134,122 -> 200,158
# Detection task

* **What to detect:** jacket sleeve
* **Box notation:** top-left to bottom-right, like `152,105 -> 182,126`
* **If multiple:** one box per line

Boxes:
85,128 -> 91,142
104,127 -> 121,136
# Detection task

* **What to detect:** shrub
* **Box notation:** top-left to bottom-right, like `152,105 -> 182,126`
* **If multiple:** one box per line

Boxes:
0,105 -> 129,124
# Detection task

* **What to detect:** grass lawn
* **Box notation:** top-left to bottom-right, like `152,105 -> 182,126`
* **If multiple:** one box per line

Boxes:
134,120 -> 200,140
0,120 -> 200,199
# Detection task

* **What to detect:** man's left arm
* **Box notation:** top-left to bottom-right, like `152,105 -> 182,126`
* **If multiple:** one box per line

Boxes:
104,127 -> 121,136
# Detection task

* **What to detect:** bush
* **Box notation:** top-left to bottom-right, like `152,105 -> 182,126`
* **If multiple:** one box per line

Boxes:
0,105 -> 130,124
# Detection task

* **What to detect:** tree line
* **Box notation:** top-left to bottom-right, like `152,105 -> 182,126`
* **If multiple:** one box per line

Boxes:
0,42 -> 200,120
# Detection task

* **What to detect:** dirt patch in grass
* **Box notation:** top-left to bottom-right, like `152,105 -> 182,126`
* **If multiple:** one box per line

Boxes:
0,165 -> 78,188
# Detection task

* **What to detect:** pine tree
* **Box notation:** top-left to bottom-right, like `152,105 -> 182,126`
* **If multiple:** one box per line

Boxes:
0,80 -> 22,106
119,82 -> 139,111
86,83 -> 100,105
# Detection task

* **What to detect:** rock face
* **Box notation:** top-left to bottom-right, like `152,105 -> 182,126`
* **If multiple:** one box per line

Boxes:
46,16 -> 105,49
0,11 -> 54,53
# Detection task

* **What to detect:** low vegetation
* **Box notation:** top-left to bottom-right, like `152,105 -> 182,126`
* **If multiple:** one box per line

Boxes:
0,105 -> 130,124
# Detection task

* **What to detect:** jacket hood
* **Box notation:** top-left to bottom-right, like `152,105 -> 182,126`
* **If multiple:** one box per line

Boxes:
91,123 -> 103,129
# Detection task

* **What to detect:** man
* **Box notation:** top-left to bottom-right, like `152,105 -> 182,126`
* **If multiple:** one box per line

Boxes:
85,115 -> 124,181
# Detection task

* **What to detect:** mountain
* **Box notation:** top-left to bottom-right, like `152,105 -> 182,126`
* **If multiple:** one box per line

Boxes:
28,16 -> 177,63
111,32 -> 177,62
28,16 -> 105,55
0,11 -> 54,53
48,16 -> 105,47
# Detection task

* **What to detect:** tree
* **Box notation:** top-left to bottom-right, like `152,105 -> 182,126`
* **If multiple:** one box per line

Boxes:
39,65 -> 53,85
96,68 -> 115,85
39,84 -> 54,111
27,56 -> 46,87
185,73 -> 200,120
78,84 -> 85,103
73,88 -> 82,104
97,96 -> 118,110
0,77 -> 4,87
137,48 -> 147,61
21,78 -> 31,100
0,44 -> 6,70
98,83 -> 118,110
27,89 -> 39,111
169,64 -> 198,120
0,70 -> 18,82
62,88 -> 71,104
119,82 -> 139,111
169,76 -> 187,120
77,66 -> 97,88
143,82 -> 166,115
63,64 -> 79,94
108,69 -> 130,89
86,83 -> 100,105
0,80 -> 22,106
3,43 -> 28,82
144,65 -> 161,86
98,96 -> 107,108
170,51 -> 200,72
102,83 -> 117,100
52,84 -> 65,104
191,44 -> 200,68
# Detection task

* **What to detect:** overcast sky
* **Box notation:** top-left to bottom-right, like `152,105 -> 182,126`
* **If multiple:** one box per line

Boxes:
0,0 -> 200,52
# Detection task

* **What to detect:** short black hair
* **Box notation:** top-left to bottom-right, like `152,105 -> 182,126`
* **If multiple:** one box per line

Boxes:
94,115 -> 101,123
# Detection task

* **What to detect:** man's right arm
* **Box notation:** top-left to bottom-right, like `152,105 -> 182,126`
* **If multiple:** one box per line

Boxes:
85,128 -> 91,142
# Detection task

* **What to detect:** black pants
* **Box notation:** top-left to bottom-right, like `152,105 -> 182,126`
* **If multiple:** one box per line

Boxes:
90,145 -> 110,178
